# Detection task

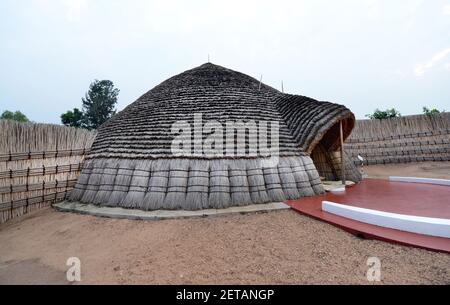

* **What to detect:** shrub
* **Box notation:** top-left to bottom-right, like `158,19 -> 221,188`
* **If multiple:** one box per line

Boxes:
366,108 -> 401,120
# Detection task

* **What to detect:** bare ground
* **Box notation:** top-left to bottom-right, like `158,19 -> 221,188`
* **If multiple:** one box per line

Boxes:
0,161 -> 449,285
0,207 -> 449,285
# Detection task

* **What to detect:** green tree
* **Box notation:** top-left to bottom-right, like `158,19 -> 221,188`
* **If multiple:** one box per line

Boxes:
423,107 -> 442,116
82,80 -> 119,130
61,108 -> 84,128
0,110 -> 30,122
366,108 -> 401,120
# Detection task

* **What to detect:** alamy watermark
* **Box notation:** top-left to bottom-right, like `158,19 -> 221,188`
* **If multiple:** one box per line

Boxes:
171,113 -> 280,167
66,257 -> 81,282
366,257 -> 381,282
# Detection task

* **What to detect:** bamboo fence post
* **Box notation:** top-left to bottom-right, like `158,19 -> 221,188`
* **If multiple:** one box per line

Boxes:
42,180 -> 45,203
54,179 -> 59,203
64,176 -> 69,200
26,166 -> 30,213
10,183 -> 13,219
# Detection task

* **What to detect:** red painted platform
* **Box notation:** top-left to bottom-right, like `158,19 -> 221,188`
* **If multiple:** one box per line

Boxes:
286,179 -> 450,253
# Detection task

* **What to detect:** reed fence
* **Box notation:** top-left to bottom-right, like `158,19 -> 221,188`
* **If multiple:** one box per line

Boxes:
345,113 -> 450,165
0,120 -> 95,223
0,148 -> 90,162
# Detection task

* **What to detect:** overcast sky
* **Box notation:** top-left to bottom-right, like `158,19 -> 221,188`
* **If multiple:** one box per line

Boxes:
1,0 -> 449,123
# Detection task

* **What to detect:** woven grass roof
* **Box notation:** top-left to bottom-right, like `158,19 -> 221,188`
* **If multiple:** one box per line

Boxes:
88,63 -> 354,159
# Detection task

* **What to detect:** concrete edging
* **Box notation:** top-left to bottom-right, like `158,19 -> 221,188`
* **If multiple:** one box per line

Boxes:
322,201 -> 450,238
54,201 -> 291,221
389,176 -> 450,186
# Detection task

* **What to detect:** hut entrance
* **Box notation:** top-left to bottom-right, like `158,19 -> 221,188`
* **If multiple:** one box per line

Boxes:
311,143 -> 340,181
310,120 -> 347,183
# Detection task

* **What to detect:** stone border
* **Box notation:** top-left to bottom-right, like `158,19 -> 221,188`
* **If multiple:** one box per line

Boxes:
54,201 -> 291,221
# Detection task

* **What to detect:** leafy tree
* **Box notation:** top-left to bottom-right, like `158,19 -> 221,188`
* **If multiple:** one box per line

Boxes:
366,108 -> 401,120
61,108 -> 84,128
60,80 -> 119,130
0,110 -> 29,122
82,80 -> 119,130
423,107 -> 443,116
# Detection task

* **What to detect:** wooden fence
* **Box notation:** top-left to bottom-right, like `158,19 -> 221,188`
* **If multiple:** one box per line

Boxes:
0,151 -> 90,223
345,113 -> 450,165
0,120 -> 95,223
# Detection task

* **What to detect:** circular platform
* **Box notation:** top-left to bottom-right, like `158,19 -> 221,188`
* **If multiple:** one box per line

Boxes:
287,178 -> 450,253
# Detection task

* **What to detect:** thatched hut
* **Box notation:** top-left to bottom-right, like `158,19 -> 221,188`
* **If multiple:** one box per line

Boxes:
70,63 -> 361,210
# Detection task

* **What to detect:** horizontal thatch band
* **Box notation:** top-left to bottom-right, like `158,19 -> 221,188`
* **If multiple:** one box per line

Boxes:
88,63 -> 355,159
275,94 -> 355,153
70,156 -> 325,210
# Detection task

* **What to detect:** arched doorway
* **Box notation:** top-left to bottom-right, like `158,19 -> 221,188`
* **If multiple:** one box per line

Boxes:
309,119 -> 361,183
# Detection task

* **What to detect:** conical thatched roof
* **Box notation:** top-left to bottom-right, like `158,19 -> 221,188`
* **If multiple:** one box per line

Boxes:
70,63 -> 361,210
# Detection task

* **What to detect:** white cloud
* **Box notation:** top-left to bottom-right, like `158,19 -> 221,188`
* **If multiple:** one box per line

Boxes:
414,48 -> 450,76
65,0 -> 88,22
444,4 -> 450,15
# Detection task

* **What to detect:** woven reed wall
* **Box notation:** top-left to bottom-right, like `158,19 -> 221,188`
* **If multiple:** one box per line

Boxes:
311,143 -> 362,182
70,156 -> 325,210
0,120 -> 96,223
345,113 -> 450,165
